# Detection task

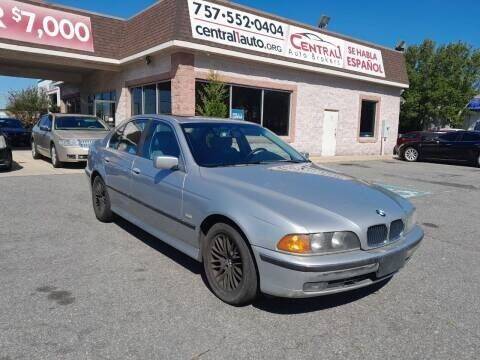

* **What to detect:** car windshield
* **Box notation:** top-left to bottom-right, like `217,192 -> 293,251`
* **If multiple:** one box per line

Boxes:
0,119 -> 23,128
181,122 -> 307,167
55,116 -> 108,131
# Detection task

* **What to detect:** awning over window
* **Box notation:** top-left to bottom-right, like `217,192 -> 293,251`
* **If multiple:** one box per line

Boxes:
467,97 -> 480,111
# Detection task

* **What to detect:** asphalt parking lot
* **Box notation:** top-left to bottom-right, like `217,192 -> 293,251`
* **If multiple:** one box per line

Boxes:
1,154 -> 479,359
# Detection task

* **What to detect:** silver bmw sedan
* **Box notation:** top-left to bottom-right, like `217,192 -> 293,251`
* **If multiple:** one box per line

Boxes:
86,115 -> 423,305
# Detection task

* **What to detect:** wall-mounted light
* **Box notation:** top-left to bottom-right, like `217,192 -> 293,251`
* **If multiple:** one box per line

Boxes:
318,15 -> 330,29
395,41 -> 406,52
145,55 -> 152,65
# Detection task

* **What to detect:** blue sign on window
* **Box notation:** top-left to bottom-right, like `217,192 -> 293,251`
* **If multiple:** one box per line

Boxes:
231,109 -> 245,120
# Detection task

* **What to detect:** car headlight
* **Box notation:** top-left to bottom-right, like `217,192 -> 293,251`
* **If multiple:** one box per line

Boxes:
404,210 -> 417,233
58,139 -> 80,147
277,232 -> 360,255
0,136 -> 6,149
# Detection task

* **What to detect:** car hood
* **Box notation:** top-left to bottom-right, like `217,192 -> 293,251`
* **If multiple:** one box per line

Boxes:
200,162 -> 412,234
55,130 -> 109,140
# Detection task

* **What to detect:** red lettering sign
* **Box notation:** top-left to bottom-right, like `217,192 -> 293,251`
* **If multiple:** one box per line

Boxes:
0,0 -> 94,52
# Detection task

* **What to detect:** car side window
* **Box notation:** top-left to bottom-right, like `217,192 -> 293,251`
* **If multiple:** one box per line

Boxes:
44,116 -> 52,131
115,119 -> 149,155
108,125 -> 126,150
38,115 -> 48,129
439,132 -> 459,142
143,121 -> 181,160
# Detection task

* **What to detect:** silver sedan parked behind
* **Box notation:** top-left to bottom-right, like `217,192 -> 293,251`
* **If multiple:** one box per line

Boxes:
86,116 -> 424,305
31,114 -> 110,168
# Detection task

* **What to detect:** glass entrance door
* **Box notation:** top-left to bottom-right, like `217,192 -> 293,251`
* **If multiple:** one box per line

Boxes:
95,100 -> 116,127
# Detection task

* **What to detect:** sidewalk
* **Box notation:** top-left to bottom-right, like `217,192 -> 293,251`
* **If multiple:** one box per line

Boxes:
310,154 -> 396,163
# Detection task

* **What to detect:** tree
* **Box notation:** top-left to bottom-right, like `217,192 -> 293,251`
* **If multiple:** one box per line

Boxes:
6,87 -> 50,127
196,71 -> 229,118
400,40 -> 480,131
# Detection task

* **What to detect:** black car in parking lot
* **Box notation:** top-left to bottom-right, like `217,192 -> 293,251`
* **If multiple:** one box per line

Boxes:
399,130 -> 480,166
0,118 -> 31,147
0,132 -> 13,171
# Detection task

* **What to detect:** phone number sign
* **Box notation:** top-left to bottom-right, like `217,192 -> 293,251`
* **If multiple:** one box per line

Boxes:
0,0 -> 94,52
188,0 -> 385,78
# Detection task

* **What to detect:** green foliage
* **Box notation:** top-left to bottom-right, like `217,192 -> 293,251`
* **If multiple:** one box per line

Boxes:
400,40 -> 480,131
196,71 -> 229,118
6,87 -> 50,127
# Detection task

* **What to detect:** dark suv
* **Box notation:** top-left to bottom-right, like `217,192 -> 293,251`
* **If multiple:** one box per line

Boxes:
399,131 -> 480,166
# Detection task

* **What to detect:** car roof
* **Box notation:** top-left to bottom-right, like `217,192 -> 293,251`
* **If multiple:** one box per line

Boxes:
52,113 -> 99,117
134,115 -> 258,126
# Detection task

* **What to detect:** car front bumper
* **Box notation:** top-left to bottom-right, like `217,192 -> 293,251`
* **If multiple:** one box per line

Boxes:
56,145 -> 90,162
252,225 -> 424,298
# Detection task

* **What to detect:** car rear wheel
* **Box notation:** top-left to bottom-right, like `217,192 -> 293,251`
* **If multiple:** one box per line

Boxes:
203,223 -> 258,306
476,153 -> 480,168
31,140 -> 41,159
50,144 -> 63,168
403,147 -> 419,162
92,176 -> 114,223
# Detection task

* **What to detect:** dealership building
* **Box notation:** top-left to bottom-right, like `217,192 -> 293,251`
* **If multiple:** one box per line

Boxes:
0,0 -> 409,156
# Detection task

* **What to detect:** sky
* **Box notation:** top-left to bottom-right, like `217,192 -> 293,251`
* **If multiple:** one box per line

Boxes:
1,0 -> 479,108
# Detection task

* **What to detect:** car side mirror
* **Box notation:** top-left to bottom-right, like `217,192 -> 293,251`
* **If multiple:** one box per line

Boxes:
154,156 -> 179,170
40,125 -> 51,131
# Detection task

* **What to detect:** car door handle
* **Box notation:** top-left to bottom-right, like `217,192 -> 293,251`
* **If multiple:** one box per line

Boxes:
104,157 -> 111,163
132,168 -> 141,175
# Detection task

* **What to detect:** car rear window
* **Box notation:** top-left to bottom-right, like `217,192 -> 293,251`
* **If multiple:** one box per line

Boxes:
55,117 -> 108,131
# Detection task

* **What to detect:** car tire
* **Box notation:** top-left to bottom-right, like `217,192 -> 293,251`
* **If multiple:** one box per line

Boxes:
203,223 -> 258,306
50,144 -> 63,168
5,150 -> 12,171
476,153 -> 480,168
31,139 -> 41,159
92,176 -> 114,223
403,147 -> 419,162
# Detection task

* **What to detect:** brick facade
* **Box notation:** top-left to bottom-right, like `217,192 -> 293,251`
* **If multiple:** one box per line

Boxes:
170,53 -> 196,117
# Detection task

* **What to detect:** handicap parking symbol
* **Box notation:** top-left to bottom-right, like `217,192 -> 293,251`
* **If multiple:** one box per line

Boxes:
375,183 -> 431,199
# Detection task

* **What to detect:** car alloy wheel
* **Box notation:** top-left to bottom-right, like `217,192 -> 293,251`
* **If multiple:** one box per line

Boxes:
92,176 -> 114,222
50,145 -> 62,168
203,223 -> 258,305
210,233 -> 243,291
94,180 -> 107,214
404,147 -> 419,162
31,141 -> 37,158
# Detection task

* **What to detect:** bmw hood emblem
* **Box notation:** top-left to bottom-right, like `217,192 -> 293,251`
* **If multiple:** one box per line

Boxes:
376,209 -> 386,217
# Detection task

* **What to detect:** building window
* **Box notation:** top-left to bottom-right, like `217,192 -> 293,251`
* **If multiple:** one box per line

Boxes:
132,87 -> 142,115
359,100 -> 378,138
144,84 -> 157,114
158,82 -> 172,114
263,90 -> 290,136
231,86 -> 262,124
195,81 -> 291,137
88,90 -> 117,125
130,81 -> 172,116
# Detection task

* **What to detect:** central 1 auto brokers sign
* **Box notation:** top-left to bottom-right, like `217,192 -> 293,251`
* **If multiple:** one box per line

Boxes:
188,0 -> 385,78
0,0 -> 94,52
